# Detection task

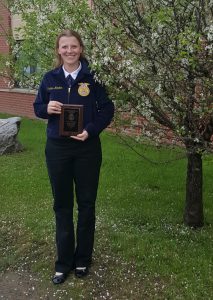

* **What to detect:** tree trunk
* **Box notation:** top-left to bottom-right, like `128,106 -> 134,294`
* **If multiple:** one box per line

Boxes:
184,151 -> 204,228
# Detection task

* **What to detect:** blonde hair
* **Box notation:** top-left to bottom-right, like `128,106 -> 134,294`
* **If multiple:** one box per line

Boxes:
54,29 -> 85,68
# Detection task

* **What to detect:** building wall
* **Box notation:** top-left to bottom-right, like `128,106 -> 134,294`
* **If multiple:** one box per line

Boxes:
0,88 -> 36,118
0,1 -> 11,89
0,0 -> 94,117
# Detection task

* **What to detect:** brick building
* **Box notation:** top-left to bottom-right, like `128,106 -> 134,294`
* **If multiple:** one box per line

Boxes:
0,1 -> 36,118
0,0 -> 11,89
0,0 -> 94,119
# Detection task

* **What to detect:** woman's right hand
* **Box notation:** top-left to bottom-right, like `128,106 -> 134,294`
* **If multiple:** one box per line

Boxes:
47,101 -> 63,115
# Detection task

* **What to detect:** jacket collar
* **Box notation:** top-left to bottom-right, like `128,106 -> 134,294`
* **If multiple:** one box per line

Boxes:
52,58 -> 91,81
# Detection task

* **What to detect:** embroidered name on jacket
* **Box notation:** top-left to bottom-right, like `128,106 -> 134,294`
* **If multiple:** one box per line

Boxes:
47,86 -> 63,90
78,83 -> 90,96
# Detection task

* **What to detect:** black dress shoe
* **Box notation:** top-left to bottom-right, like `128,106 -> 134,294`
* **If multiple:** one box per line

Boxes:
52,273 -> 67,284
75,267 -> 89,278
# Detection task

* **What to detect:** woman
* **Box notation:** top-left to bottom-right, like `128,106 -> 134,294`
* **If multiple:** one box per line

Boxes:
33,29 -> 114,284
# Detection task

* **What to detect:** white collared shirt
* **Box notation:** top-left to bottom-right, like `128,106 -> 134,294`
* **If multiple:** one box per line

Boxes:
62,62 -> 82,80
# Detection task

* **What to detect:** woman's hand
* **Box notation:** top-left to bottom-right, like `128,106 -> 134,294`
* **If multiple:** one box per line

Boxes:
70,130 -> 89,141
47,101 -> 62,114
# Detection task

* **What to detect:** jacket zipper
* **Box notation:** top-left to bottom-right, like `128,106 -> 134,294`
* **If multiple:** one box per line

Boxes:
68,87 -> 71,104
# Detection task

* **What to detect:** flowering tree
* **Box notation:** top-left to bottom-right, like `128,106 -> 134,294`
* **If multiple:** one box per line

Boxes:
89,0 -> 213,228
2,0 -> 213,227
2,0 -> 94,87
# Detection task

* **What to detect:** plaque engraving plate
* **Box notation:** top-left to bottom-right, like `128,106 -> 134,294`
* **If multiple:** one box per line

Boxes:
59,104 -> 83,136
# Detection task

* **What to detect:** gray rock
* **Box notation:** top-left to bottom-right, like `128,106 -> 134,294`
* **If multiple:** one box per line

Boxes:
0,117 -> 23,155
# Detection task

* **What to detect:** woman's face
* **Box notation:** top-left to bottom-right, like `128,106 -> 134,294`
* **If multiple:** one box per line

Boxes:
58,36 -> 82,69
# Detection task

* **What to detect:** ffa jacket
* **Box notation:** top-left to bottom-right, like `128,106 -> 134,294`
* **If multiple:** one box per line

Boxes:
33,59 -> 114,139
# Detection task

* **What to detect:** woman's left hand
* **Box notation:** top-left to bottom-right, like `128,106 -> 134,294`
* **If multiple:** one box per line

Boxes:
70,130 -> 89,141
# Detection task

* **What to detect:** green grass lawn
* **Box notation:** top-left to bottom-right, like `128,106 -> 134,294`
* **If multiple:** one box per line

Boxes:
0,115 -> 212,299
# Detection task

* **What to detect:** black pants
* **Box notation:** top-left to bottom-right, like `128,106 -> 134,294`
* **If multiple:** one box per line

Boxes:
45,137 -> 102,273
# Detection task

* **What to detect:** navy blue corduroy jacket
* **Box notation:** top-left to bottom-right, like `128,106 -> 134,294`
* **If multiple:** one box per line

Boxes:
33,59 -> 114,139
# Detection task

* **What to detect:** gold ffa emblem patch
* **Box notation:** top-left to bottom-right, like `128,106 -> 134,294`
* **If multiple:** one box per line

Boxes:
78,83 -> 90,97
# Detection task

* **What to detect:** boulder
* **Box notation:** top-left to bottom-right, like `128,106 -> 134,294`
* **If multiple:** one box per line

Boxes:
0,117 -> 23,155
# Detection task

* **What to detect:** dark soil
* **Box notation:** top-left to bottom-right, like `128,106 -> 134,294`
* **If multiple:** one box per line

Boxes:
0,271 -> 43,300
